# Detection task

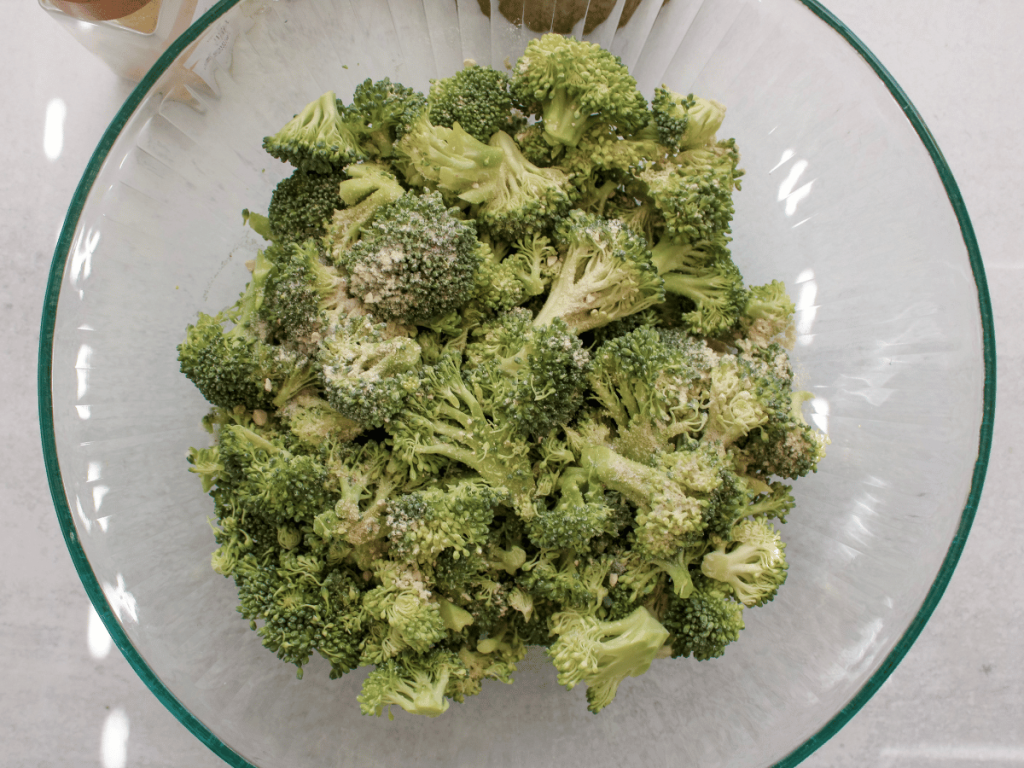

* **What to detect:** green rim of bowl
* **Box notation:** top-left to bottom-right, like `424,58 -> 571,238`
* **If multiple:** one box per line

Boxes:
37,1 -> 996,766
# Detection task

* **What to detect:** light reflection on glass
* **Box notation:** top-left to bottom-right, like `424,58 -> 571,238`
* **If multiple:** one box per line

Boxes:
87,604 -> 113,660
92,484 -> 109,513
88,461 -> 103,482
44,98 -> 67,161
70,228 -> 99,288
101,707 -> 130,768
76,343 -> 92,400
102,574 -> 139,624
810,397 -> 829,434
76,405 -> 92,420
795,271 -> 818,338
772,152 -> 814,217
74,495 -> 92,534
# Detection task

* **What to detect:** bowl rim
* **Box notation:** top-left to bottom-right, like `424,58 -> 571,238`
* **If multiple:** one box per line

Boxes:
36,1 -> 996,765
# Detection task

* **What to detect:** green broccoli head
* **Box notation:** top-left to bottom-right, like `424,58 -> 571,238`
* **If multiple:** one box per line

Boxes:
348,77 -> 428,157
326,162 -> 406,259
641,142 -> 741,247
700,516 -> 788,607
317,314 -> 423,429
263,91 -> 366,173
386,479 -> 508,563
428,63 -> 517,144
651,86 -> 727,151
267,167 -> 346,245
358,648 -> 467,718
467,308 -> 591,437
259,239 -> 344,343
510,34 -> 649,149
338,191 -> 480,323
547,606 -> 670,713
587,326 -> 712,462
533,211 -> 665,333
662,572 -> 745,660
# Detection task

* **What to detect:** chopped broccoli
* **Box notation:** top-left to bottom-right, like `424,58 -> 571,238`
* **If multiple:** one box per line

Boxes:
428,63 -> 517,144
183,38 -> 827,719
651,85 -> 727,152
700,516 -> 788,607
547,606 -> 670,713
510,34 -> 649,149
533,211 -> 665,333
263,91 -> 366,173
338,191 -> 480,324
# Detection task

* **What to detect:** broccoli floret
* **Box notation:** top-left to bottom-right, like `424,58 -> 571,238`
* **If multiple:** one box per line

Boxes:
581,444 -> 706,558
358,648 -> 467,718
178,250 -> 302,410
533,211 -> 665,333
326,162 -> 406,259
348,77 -> 428,158
386,479 -> 508,563
700,517 -> 788,606
649,239 -> 747,337
510,34 -> 649,149
217,424 -> 337,526
467,308 -> 591,437
318,314 -> 423,428
739,389 -> 829,479
267,167 -> 346,245
737,280 -> 796,348
651,86 -> 726,151
547,606 -> 669,713
641,143 -> 741,247
263,91 -> 366,173
526,469 -> 615,551
277,393 -> 364,447
338,191 -> 480,324
387,353 -> 535,507
398,120 -> 573,240
428,63 -> 517,144
588,326 -> 713,463
259,239 -> 344,343
662,572 -> 744,660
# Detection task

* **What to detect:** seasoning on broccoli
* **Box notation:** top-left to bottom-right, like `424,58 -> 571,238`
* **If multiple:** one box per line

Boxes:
181,44 -> 828,720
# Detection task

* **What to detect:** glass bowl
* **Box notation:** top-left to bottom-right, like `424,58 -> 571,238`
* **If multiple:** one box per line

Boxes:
39,0 -> 995,766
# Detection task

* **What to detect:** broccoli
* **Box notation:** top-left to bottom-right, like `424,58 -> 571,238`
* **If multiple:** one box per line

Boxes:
397,120 -> 573,240
662,573 -> 745,660
547,606 -> 670,713
533,211 -> 665,333
510,34 -> 649,149
700,517 -> 788,607
326,162 -> 406,259
651,86 -> 727,152
259,239 -> 345,344
641,142 -> 742,247
263,91 -> 365,173
317,314 -> 423,428
183,38 -> 827,719
358,648 -> 467,718
266,167 -> 346,245
348,77 -> 428,158
428,63 -> 517,144
338,191 -> 480,324
466,308 -> 591,437
386,479 -> 508,562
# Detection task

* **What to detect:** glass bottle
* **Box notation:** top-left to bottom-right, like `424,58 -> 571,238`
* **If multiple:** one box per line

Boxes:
39,0 -> 218,81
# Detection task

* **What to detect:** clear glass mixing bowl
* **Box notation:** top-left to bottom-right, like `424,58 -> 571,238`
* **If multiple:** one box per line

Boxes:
39,0 -> 995,766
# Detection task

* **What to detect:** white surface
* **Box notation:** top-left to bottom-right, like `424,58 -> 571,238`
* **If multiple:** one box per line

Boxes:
1,1 -> 1019,766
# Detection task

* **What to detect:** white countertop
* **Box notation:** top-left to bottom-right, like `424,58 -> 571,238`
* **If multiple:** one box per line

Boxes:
2,1 -> 1020,766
